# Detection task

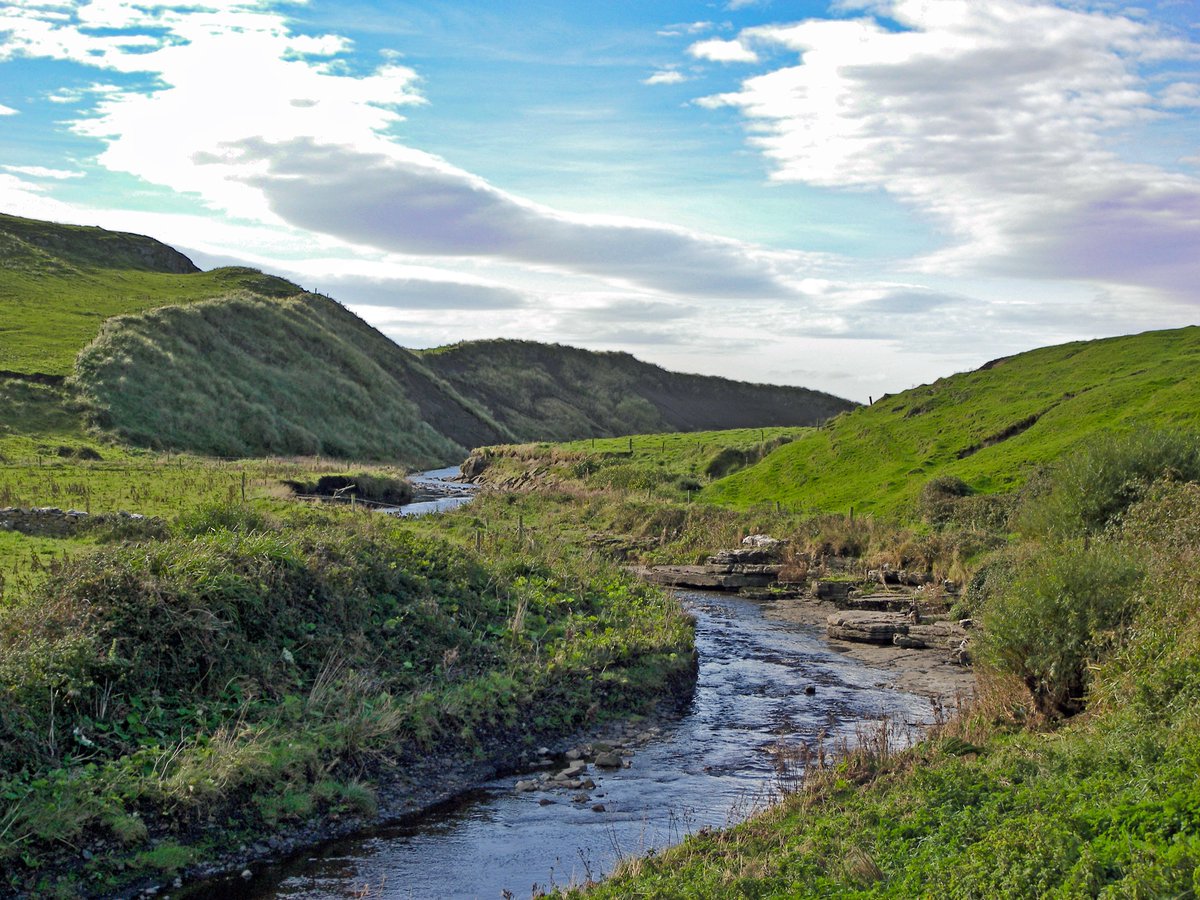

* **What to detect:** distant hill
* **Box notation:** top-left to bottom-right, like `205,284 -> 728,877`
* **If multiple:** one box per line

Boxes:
1,212 -> 851,464
705,326 -> 1200,516
421,339 -> 854,442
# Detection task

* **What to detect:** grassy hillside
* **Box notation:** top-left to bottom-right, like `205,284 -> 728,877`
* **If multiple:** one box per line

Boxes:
422,339 -> 855,442
0,212 -> 299,377
705,326 -> 1200,516
3,213 -> 854,464
72,291 -> 510,463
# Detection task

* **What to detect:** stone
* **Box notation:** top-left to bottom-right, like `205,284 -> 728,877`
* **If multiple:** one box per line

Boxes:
515,780 -> 538,793
572,793 -> 591,803
594,751 -> 623,769
803,684 -> 816,696
742,534 -> 785,549
827,611 -> 909,644
241,870 -> 253,880
579,778 -> 596,790
591,804 -> 607,813
538,798 -> 555,806
565,748 -> 582,761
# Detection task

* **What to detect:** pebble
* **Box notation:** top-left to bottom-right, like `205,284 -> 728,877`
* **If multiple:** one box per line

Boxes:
804,684 -> 817,695
538,798 -> 555,806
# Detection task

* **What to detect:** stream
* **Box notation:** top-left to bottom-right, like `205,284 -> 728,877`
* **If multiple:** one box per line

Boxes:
211,588 -> 938,899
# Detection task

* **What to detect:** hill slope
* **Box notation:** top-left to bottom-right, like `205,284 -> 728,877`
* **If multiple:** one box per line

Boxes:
705,326 -> 1200,515
0,212 -> 299,377
421,339 -> 855,442
73,292 -> 511,462
2,212 -> 851,462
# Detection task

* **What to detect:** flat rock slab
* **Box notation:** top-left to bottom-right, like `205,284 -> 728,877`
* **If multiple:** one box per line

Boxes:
827,611 -> 911,644
639,565 -> 778,590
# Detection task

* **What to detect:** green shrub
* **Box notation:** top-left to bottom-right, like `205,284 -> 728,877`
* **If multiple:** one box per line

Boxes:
1018,429 -> 1200,538
979,541 -> 1143,717
920,475 -> 972,526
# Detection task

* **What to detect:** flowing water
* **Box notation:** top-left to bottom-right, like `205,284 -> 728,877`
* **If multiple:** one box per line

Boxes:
393,466 -> 477,517
211,589 -> 938,900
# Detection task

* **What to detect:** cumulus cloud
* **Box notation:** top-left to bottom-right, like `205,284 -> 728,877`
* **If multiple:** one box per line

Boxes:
697,0 -> 1200,298
0,103 -> 16,115
688,38 -> 759,64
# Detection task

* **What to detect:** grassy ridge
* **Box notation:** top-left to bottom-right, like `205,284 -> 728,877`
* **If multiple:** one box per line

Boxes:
71,292 -> 507,463
703,326 -> 1200,517
0,212 -> 299,377
421,339 -> 855,442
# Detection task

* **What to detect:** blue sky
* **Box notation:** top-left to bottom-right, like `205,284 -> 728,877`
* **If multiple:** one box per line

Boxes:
2,0 -> 1199,400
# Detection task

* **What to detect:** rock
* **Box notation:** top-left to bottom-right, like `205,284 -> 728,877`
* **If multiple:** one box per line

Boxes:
579,778 -> 596,790
538,798 -> 555,806
594,751 -> 623,769
537,746 -> 551,756
640,565 -> 778,590
591,804 -> 607,813
241,869 -> 253,880
592,741 -> 612,753
827,611 -> 909,644
565,749 -> 583,761
742,534 -> 785,549
814,581 -> 854,602
572,793 -> 591,804
514,780 -> 538,793
803,684 -> 816,695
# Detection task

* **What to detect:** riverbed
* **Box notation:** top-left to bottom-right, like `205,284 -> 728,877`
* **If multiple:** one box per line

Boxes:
206,589 -> 943,900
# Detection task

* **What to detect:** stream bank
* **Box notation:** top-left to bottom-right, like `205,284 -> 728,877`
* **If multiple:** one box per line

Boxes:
189,589 -> 958,900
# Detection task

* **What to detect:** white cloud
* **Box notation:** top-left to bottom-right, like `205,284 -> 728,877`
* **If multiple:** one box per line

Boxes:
688,38 -> 759,64
1,164 -> 82,179
658,21 -> 713,37
230,136 -> 807,299
0,103 -> 17,115
643,69 -> 688,85
1160,81 -> 1200,107
695,0 -> 1200,299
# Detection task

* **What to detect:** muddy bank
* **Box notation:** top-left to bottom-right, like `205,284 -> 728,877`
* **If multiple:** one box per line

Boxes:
763,596 -> 975,702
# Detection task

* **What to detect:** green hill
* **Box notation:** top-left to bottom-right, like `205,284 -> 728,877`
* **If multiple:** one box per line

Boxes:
705,326 -> 1200,516
421,339 -> 854,442
1,212 -> 851,464
0,212 -> 299,378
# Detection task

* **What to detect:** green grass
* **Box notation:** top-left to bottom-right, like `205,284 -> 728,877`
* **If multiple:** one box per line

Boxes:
0,503 -> 695,897
467,427 -> 808,501
704,326 -> 1200,517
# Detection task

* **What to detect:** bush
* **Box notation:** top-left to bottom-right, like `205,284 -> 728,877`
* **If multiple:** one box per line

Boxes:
1018,429 -> 1200,538
920,475 -> 972,526
979,541 -> 1143,717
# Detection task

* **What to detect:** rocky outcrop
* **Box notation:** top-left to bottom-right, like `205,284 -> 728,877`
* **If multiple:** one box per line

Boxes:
827,611 -> 971,652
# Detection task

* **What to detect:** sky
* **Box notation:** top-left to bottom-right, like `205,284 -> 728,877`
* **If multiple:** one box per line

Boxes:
1,0 -> 1199,402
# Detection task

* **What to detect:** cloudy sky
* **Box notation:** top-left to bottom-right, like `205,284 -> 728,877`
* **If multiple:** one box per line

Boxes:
2,0 -> 1198,401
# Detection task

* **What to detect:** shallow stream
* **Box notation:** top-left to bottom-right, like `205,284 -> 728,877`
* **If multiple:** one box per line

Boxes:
211,588 -> 937,899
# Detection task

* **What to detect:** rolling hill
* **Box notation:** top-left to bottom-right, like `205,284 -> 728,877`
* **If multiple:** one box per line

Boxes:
0,212 -> 851,464
704,325 -> 1200,515
421,339 -> 854,443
